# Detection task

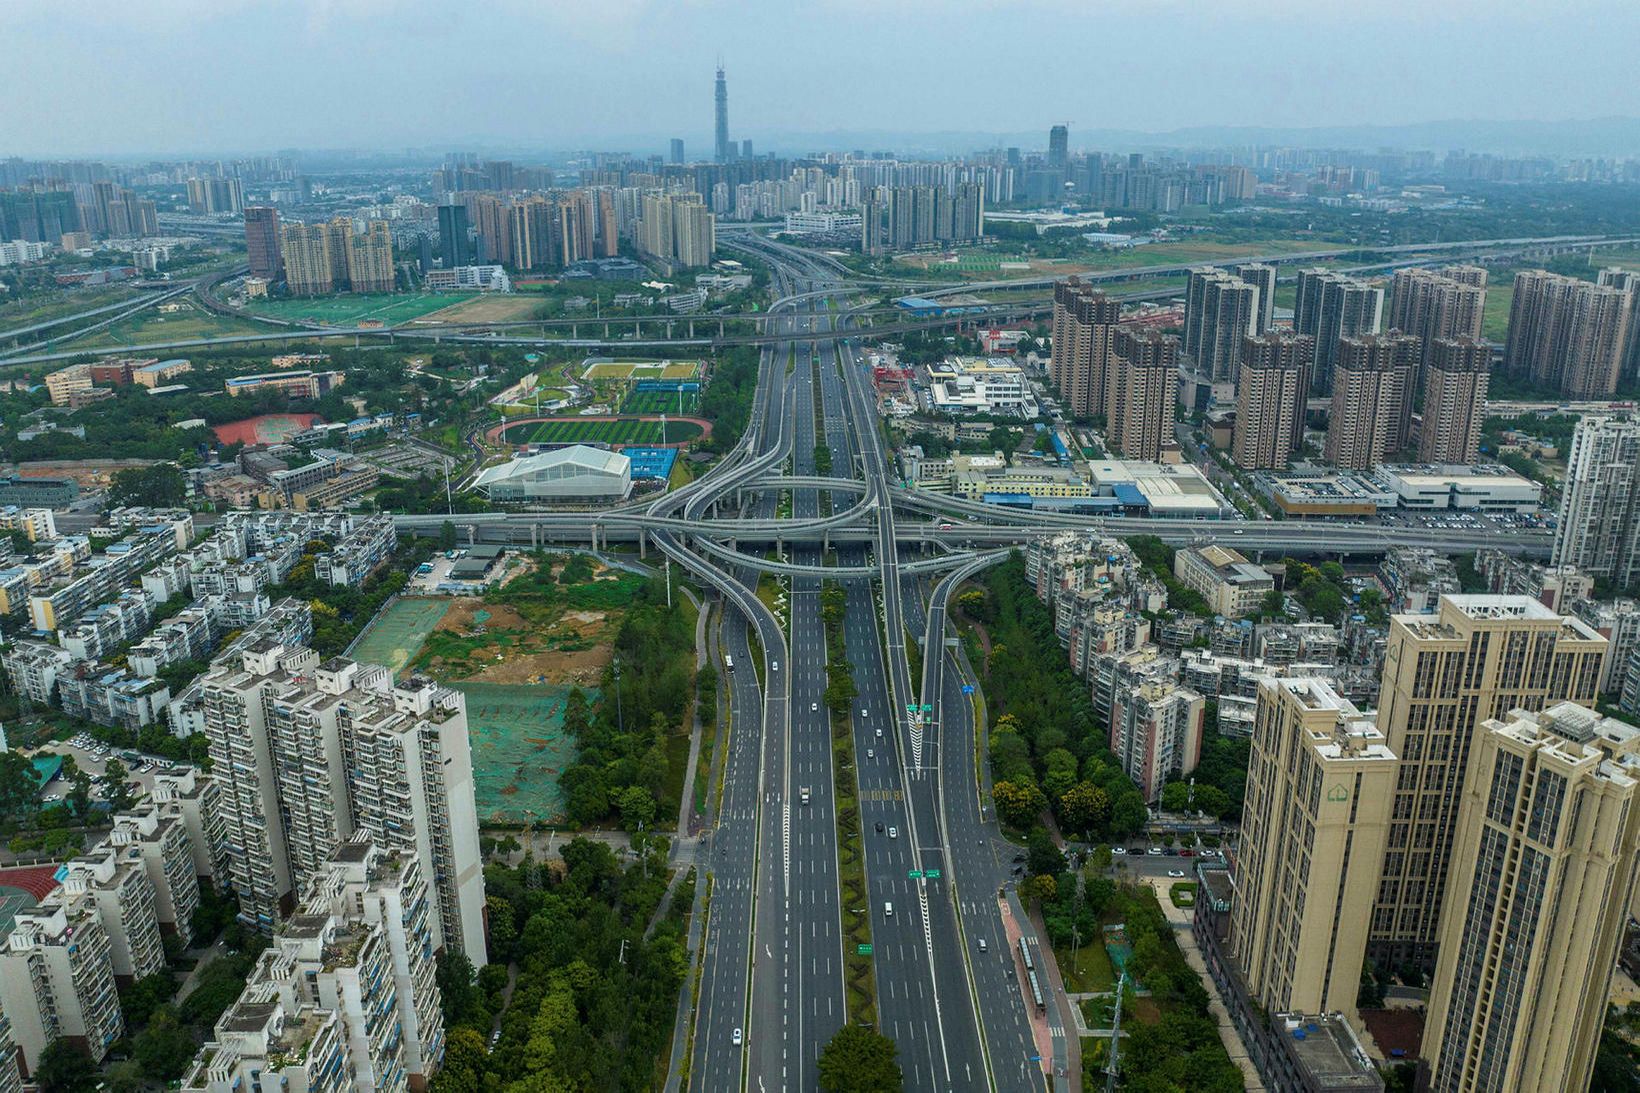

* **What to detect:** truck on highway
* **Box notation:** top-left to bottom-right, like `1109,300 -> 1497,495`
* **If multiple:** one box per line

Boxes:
724,653 -> 734,671
800,786 -> 811,805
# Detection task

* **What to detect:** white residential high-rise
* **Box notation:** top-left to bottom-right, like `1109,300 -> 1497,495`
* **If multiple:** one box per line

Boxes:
198,641 -> 486,965
63,846 -> 167,982
1552,416 -> 1640,587
181,840 -> 447,1093
109,801 -> 202,945
0,894 -> 124,1069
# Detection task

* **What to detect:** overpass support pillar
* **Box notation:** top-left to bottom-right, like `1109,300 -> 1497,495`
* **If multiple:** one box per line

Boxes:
639,530 -> 647,560
688,320 -> 695,338
531,522 -> 539,549
605,323 -> 611,338
719,319 -> 725,337
777,538 -> 784,555
823,531 -> 830,552
571,324 -> 577,338
466,524 -> 475,546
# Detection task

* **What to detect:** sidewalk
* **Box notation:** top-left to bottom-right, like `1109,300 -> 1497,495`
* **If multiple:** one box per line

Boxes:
1006,888 -> 1077,1092
1140,877 -> 1266,1092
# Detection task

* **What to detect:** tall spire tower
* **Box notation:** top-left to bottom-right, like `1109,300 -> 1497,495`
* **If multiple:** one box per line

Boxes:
714,62 -> 731,163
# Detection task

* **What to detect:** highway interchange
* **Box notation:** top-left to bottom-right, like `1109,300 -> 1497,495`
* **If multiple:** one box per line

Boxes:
388,238 -> 1567,1092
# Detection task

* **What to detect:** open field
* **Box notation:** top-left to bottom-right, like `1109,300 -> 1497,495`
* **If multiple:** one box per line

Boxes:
347,597 -> 453,679
420,294 -> 546,324
0,284 -> 143,332
581,359 -> 703,381
51,306 -> 269,352
496,415 -> 707,447
459,681 -> 582,825
247,292 -> 473,326
892,238 -> 1328,279
622,388 -> 700,414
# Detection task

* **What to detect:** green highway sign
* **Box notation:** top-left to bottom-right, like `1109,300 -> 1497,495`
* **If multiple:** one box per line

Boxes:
908,869 -> 923,879
856,943 -> 873,955
921,705 -> 933,712
925,869 -> 942,879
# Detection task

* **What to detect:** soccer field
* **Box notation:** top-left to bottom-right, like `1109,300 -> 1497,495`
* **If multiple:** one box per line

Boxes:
512,417 -> 704,446
249,292 -> 474,326
621,388 -> 700,415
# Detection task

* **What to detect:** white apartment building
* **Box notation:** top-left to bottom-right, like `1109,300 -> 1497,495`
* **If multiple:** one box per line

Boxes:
181,842 -> 447,1093
110,802 -> 202,944
63,846 -> 167,982
0,894 -> 124,1070
199,641 -> 486,965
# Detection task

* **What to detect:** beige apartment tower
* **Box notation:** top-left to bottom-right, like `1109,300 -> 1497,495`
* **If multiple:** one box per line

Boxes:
1418,336 -> 1491,463
1232,332 -> 1312,469
1367,595 -> 1607,970
1324,332 -> 1419,471
1388,267 -> 1487,385
1230,678 -> 1397,1019
1423,703 -> 1640,1093
1505,269 -> 1633,399
1107,328 -> 1177,461
280,223 -> 333,296
1051,279 -> 1121,418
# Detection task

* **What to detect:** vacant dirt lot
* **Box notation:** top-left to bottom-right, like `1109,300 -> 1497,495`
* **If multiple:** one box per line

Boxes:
428,595 -> 614,687
422,295 -> 545,324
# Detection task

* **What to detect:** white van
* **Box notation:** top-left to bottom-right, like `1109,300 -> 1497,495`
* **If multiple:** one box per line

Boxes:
884,902 -> 893,918
724,654 -> 735,671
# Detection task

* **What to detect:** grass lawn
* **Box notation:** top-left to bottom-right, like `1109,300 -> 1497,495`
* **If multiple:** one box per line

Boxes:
1055,938 -> 1116,994
51,308 -> 269,352
1482,280 -> 1514,342
0,284 -> 141,331
1169,882 -> 1198,908
248,292 -> 473,326
504,417 -> 704,446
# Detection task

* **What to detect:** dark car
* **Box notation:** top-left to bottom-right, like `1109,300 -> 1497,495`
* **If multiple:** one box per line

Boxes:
874,821 -> 884,833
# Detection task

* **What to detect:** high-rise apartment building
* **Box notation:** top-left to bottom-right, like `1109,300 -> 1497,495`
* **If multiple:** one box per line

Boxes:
1233,262 -> 1277,334
243,206 -> 283,280
637,193 -> 716,270
1418,336 -> 1490,463
1232,332 -> 1312,469
0,1006 -> 19,1093
1389,267 -> 1487,387
199,641 -> 486,966
345,220 -> 395,294
0,893 -> 123,1069
1423,703 -> 1640,1093
181,841 -> 447,1093
1367,595 -> 1607,970
1324,332 -> 1419,470
669,138 -> 685,164
714,65 -> 731,163
1107,328 -> 1177,461
64,846 -> 166,983
186,177 -> 243,216
280,223 -> 334,296
1552,415 -> 1640,587
1596,266 -> 1640,379
1050,279 -> 1121,418
1107,669 -> 1204,803
437,202 -> 470,268
1505,269 -> 1633,398
1231,678 -> 1396,1019
1294,269 -> 1384,393
1183,269 -> 1259,383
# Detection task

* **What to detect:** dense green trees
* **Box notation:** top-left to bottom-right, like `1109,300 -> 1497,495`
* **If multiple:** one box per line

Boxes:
553,574 -> 696,827
435,841 -> 689,1093
970,555 -> 1149,842
699,347 -> 760,452
109,463 -> 187,508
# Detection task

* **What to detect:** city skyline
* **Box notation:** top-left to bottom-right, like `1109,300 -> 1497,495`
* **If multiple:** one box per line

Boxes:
5,1 -> 1640,156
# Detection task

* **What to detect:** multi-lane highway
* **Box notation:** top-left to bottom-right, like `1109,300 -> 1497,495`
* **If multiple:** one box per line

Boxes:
508,234 -> 1566,1092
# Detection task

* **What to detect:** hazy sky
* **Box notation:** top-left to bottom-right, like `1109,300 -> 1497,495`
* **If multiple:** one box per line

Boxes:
3,0 -> 1639,157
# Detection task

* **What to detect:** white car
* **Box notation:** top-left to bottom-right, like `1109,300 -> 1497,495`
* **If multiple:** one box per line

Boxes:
811,702 -> 818,712
866,749 -> 875,759
732,1028 -> 742,1046
1111,847 -> 1127,856
1146,847 -> 1164,856
772,661 -> 779,671
1167,869 -> 1186,878
888,827 -> 898,839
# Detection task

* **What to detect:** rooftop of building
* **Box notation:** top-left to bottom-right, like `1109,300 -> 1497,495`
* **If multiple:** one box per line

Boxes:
1273,1013 -> 1383,1089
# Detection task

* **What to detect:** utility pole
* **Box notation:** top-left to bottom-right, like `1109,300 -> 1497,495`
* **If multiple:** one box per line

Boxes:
443,458 -> 453,515
613,656 -> 624,733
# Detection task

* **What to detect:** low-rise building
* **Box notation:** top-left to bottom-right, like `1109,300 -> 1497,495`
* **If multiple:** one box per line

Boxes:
1473,551 -> 1594,613
1379,547 -> 1460,614
223,369 -> 345,399
1371,463 -> 1542,512
1174,545 -> 1275,618
1260,473 -> 1396,517
0,476 -> 78,508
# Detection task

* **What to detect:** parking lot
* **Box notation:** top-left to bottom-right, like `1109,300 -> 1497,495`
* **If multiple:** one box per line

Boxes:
31,736 -> 184,803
